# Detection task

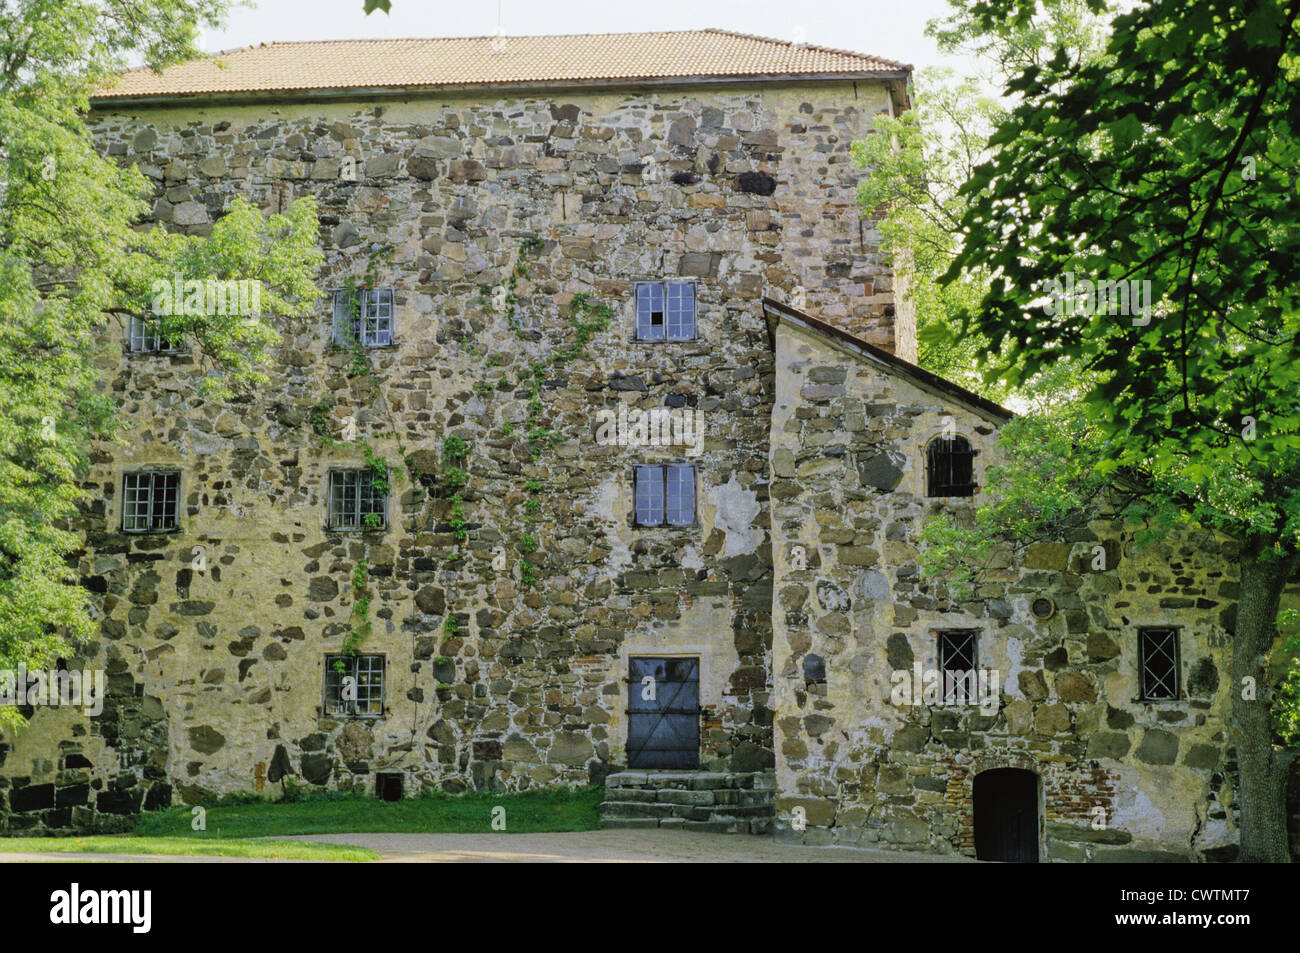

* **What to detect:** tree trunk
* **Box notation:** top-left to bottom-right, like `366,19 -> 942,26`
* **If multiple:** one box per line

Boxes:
1233,543 -> 1298,862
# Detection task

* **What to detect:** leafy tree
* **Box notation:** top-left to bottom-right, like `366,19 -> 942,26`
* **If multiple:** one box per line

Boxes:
854,0 -> 1112,393
0,0 -> 322,733
942,0 -> 1300,862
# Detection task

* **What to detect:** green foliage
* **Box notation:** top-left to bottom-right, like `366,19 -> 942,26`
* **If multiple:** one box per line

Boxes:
919,386 -> 1113,597
341,559 -> 371,656
134,784 -> 605,837
855,0 -> 1111,393
0,0 -> 322,731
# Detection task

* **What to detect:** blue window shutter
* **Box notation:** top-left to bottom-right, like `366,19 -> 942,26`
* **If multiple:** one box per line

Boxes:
665,464 -> 695,525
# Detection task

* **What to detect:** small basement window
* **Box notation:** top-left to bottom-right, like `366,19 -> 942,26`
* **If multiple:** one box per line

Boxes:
376,773 -> 403,802
926,435 -> 976,497
122,470 -> 180,532
1139,627 -> 1180,700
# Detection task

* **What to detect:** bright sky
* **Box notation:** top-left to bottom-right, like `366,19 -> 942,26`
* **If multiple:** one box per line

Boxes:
203,0 -> 980,75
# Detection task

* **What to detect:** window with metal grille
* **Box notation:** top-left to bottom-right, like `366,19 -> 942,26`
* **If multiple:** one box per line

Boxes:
1139,628 -> 1180,700
634,281 -> 695,341
332,288 -> 394,347
926,435 -> 976,497
939,630 -> 979,704
634,464 -> 695,526
121,470 -> 179,532
324,654 -> 384,717
127,315 -> 176,353
327,468 -> 387,530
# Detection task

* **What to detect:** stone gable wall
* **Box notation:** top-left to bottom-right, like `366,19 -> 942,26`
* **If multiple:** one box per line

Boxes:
768,319 -> 1300,860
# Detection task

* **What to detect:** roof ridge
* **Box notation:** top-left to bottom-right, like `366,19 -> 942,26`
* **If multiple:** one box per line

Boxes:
701,28 -> 912,71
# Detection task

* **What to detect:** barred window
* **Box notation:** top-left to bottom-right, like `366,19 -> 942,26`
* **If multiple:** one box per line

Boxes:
324,654 -> 385,717
333,288 -> 394,347
327,469 -> 387,530
127,316 -> 176,354
938,630 -> 978,704
122,470 -> 179,532
635,281 -> 695,341
926,435 -> 976,497
1139,628 -> 1180,700
634,464 -> 695,526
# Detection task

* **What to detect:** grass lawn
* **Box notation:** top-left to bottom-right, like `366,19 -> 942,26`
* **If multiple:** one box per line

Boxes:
132,785 -> 605,840
0,835 -> 378,861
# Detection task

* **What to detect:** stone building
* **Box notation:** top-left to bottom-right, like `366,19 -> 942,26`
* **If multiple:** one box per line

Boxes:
0,31 -> 1295,860
763,299 -> 1300,861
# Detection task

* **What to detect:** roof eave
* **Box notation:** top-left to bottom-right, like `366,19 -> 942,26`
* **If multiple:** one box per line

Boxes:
89,70 -> 912,109
762,297 -> 1014,424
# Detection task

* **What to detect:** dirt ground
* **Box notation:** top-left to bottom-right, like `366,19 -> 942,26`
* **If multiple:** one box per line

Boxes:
0,830 -> 975,863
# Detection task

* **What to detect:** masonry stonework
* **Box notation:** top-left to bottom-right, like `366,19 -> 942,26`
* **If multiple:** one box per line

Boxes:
0,77 -> 911,832
766,304 -> 1300,860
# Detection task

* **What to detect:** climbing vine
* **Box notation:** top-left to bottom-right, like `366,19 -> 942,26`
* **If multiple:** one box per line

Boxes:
310,243 -> 405,662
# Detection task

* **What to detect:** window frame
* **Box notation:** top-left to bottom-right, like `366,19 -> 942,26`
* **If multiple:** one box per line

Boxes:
1138,627 -> 1181,701
323,653 -> 386,718
126,315 -> 179,355
925,434 -> 977,498
633,463 -> 697,527
937,629 -> 979,705
120,469 -> 181,533
332,287 -> 395,348
326,468 -> 388,532
633,280 -> 697,342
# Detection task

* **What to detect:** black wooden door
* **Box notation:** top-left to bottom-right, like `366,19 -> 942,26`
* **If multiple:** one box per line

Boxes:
627,657 -> 700,769
973,768 -> 1039,863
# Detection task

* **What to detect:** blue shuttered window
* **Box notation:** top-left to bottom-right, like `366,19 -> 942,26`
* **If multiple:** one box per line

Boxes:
635,464 -> 695,526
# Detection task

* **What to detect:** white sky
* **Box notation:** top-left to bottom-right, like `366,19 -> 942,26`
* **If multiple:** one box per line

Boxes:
203,0 -> 980,75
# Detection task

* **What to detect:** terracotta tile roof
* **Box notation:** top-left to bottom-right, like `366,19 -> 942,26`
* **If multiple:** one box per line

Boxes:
94,29 -> 910,101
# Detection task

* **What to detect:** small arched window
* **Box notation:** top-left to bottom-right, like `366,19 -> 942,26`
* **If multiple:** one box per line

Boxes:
926,435 -> 976,497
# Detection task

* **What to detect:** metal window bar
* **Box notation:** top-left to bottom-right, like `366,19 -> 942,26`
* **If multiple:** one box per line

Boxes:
926,436 -> 975,497
333,288 -> 394,347
665,282 -> 696,340
122,471 -> 178,532
665,464 -> 695,525
1139,628 -> 1179,699
328,469 -> 386,530
324,654 -> 384,716
364,289 -> 393,346
634,465 -> 665,525
939,630 -> 978,704
635,282 -> 666,341
128,316 -> 174,353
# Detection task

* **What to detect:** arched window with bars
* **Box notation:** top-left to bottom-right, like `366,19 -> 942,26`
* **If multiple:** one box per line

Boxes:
926,435 -> 976,497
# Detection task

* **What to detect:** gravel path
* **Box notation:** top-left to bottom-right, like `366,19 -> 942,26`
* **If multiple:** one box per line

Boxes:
286,829 -> 974,863
0,831 -> 975,863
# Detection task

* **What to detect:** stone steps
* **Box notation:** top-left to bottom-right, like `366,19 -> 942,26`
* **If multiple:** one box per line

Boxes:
599,770 -> 775,835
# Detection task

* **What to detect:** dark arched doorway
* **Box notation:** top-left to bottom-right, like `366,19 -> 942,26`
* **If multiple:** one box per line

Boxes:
973,768 -> 1039,862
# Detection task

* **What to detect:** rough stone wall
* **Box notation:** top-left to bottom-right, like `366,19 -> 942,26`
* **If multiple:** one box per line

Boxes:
0,79 -> 906,829
768,318 -> 1300,861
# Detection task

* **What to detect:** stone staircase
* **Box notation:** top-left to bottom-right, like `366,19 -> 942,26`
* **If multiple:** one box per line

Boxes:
599,770 -> 775,834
